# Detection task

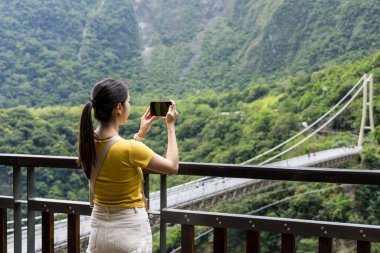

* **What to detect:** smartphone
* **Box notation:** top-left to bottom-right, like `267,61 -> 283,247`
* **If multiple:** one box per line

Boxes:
150,101 -> 172,116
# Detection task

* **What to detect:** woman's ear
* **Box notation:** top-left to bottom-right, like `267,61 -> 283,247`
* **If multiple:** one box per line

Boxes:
114,103 -> 123,116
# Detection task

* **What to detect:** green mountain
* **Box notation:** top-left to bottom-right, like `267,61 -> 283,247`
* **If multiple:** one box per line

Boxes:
1,52 -> 379,200
0,0 -> 379,199
0,2 -> 380,251
0,0 -> 379,107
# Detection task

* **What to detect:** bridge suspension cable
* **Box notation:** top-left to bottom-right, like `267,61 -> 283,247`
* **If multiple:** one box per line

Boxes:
241,74 -> 368,165
259,76 -> 367,165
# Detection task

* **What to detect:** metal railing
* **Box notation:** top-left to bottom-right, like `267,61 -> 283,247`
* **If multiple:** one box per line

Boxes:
1,154 -> 380,253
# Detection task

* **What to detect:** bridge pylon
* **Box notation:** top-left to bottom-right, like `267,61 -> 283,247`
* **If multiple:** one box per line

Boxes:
358,74 -> 375,147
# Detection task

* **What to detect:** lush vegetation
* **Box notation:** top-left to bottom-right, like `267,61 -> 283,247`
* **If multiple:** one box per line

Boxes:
0,0 -> 380,251
0,0 -> 379,107
0,51 -> 379,192
0,52 -> 379,208
0,0 -> 141,107
150,53 -> 380,252
152,127 -> 380,252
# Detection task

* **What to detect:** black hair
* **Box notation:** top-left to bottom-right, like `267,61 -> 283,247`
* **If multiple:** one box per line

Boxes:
77,78 -> 128,179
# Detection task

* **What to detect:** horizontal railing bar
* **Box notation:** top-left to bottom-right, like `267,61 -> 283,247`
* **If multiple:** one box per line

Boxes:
161,209 -> 380,242
1,154 -> 380,185
0,195 -> 14,208
0,154 -> 77,168
14,200 -> 27,204
29,198 -> 92,216
178,162 -> 380,185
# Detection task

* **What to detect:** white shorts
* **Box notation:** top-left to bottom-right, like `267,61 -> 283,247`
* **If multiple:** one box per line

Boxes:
86,205 -> 152,253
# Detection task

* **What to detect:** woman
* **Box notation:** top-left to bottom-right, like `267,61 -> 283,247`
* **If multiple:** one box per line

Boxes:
78,78 -> 179,253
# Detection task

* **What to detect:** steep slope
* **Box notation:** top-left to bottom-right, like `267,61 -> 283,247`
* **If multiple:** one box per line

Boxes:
136,0 -> 380,92
235,0 -> 380,74
0,0 -> 378,107
0,0 -> 140,107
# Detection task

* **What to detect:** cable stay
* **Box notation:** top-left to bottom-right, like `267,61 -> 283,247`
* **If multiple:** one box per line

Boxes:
241,74 -> 367,165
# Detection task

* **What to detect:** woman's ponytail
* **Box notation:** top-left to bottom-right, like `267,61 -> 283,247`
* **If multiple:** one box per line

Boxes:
78,102 -> 96,179
77,78 -> 128,179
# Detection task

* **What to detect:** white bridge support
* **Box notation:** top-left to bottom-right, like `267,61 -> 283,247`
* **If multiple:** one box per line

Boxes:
358,74 -> 375,147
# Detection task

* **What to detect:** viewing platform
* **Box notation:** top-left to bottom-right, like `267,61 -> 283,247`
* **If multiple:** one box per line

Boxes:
1,152 -> 380,253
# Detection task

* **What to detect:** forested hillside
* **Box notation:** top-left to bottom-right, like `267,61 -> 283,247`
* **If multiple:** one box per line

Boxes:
1,52 -> 379,200
0,0 -> 379,107
0,0 -> 140,107
0,1 -> 380,252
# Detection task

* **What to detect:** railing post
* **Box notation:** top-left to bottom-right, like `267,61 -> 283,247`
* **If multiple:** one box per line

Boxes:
0,208 -> 6,253
144,173 -> 150,210
42,211 -> 54,253
181,224 -> 195,253
357,241 -> 371,253
13,165 -> 22,253
246,230 -> 260,253
68,213 -> 80,253
281,234 -> 295,253
160,174 -> 167,253
214,227 -> 227,253
27,167 -> 36,253
319,237 -> 332,253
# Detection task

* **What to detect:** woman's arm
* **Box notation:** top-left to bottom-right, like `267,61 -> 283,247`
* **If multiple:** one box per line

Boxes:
146,100 -> 179,174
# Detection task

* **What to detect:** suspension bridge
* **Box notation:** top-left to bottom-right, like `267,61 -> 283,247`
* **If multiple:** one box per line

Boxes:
6,74 -> 375,252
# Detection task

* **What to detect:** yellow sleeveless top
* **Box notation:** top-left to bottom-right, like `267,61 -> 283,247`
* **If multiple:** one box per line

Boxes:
93,138 -> 154,208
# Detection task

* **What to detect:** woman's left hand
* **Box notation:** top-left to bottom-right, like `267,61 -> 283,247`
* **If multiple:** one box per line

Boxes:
137,107 -> 157,138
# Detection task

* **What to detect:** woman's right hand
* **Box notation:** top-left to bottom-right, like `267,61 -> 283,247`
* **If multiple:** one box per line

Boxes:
137,107 -> 157,138
166,100 -> 178,125
147,99 -> 179,175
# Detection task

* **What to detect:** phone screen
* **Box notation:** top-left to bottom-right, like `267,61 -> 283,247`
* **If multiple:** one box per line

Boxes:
150,101 -> 172,116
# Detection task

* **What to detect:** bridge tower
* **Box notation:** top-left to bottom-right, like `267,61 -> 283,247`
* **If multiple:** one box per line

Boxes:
358,74 -> 375,147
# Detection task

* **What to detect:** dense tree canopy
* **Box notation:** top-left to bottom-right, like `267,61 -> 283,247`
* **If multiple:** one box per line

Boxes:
0,1 -> 379,251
